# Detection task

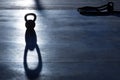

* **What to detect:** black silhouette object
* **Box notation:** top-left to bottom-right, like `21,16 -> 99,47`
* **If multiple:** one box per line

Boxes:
25,29 -> 37,50
24,13 -> 42,79
24,44 -> 42,79
77,2 -> 119,16
25,13 -> 36,29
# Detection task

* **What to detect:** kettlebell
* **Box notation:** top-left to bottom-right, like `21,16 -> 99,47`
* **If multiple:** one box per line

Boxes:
25,13 -> 37,29
107,2 -> 114,13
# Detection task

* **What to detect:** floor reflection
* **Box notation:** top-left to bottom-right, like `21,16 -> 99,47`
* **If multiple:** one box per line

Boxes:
23,13 -> 42,79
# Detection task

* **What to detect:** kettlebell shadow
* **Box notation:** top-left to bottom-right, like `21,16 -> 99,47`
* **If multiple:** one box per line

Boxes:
24,13 -> 42,80
24,44 -> 42,80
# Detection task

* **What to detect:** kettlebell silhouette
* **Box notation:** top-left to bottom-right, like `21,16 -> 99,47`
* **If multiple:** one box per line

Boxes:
25,13 -> 37,50
107,2 -> 114,13
25,13 -> 37,29
24,13 -> 42,79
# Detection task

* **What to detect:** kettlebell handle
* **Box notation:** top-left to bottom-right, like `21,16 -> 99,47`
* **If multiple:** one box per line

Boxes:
25,13 -> 37,22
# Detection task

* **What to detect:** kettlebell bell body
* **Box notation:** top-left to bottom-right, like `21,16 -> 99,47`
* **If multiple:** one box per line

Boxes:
25,20 -> 35,29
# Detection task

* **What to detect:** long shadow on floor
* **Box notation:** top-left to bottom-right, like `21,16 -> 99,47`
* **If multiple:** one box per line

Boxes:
78,11 -> 120,17
24,44 -> 42,80
24,18 -> 42,79
24,29 -> 42,80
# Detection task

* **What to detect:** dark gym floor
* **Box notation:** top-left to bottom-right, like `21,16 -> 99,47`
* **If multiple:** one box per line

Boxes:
0,0 -> 120,80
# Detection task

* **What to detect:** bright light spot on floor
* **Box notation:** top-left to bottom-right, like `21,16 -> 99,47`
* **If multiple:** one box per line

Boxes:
14,0 -> 34,7
27,49 -> 39,69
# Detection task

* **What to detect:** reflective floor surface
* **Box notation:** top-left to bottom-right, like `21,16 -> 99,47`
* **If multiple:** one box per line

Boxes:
0,0 -> 120,80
